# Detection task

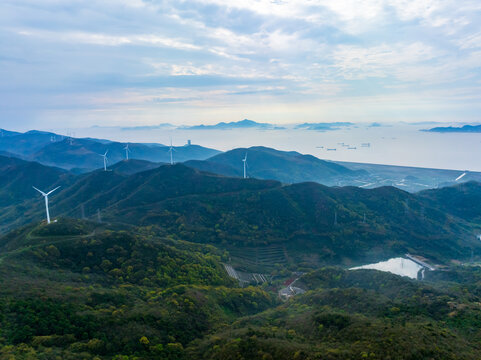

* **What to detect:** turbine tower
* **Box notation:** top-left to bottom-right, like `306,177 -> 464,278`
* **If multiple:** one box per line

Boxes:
242,153 -> 248,179
100,150 -> 108,171
168,139 -> 176,165
124,144 -> 131,160
33,186 -> 60,224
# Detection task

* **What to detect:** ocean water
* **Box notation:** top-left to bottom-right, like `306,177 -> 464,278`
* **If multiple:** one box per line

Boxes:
58,123 -> 481,171
350,257 -> 423,279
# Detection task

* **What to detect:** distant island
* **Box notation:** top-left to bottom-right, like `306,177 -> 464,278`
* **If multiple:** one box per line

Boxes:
295,122 -> 354,131
180,119 -> 285,130
424,124 -> 481,133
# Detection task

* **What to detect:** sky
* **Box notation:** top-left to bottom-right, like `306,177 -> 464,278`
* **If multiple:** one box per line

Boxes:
1,0 -> 481,129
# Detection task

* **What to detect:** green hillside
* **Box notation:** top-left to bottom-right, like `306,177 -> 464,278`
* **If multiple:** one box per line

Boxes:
0,220 -> 274,359
186,146 -> 366,185
2,162 -> 480,268
190,267 -> 481,359
43,164 -> 478,267
419,181 -> 481,224
2,220 -> 481,359
109,159 -> 162,176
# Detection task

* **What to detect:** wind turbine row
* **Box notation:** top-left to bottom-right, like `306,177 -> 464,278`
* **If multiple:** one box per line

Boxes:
33,186 -> 60,224
32,138 -> 182,225
100,139 -> 181,168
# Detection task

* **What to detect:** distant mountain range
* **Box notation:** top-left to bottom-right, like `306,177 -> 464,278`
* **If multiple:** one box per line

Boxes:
3,129 -> 481,193
180,119 -> 285,130
0,129 -> 219,172
424,124 -> 481,133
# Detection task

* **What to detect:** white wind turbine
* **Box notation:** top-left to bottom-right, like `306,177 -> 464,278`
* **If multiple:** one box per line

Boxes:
99,150 -> 108,171
242,152 -> 248,179
168,139 -> 176,165
33,186 -> 60,224
124,144 -> 131,160
455,172 -> 467,182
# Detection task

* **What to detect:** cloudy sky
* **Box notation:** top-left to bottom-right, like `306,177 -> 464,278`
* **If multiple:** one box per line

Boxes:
1,0 -> 481,129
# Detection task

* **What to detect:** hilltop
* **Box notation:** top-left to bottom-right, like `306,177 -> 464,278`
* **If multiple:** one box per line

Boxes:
108,159 -> 162,175
2,161 -> 478,268
186,146 -> 365,185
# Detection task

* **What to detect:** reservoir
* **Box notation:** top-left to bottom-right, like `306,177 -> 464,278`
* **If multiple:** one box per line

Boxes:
350,257 -> 424,279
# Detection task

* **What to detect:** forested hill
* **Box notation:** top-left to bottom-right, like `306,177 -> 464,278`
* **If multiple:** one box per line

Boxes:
186,146 -> 366,185
0,155 -> 73,207
108,159 -> 162,175
0,219 -> 274,359
419,181 -> 481,223
2,162 -> 476,266
2,220 -> 481,359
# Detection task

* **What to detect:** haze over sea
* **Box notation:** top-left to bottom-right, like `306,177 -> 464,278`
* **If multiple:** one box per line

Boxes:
53,122 -> 481,172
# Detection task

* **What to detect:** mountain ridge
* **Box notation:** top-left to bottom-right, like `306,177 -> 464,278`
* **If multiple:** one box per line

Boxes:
180,119 -> 285,130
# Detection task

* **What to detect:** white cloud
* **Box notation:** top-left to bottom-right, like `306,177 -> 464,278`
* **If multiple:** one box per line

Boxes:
3,0 -> 481,127
16,29 -> 201,50
456,32 -> 481,50
331,42 -> 440,80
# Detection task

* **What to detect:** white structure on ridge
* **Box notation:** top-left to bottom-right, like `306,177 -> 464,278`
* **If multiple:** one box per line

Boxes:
124,144 -> 131,160
168,139 -> 176,165
33,186 -> 60,224
100,150 -> 108,171
242,153 -> 248,179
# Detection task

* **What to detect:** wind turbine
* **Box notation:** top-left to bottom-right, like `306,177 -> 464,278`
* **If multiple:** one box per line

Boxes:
168,139 -> 176,165
242,153 -> 248,179
455,172 -> 467,182
33,186 -> 60,224
124,144 -> 131,160
100,150 -> 108,171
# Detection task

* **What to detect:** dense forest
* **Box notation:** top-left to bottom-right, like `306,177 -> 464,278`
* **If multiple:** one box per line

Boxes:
2,155 -> 481,358
1,219 -> 481,359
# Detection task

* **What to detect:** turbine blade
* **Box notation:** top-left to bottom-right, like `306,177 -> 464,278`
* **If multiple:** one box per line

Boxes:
32,186 -> 47,196
455,172 -> 467,181
46,186 -> 61,196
